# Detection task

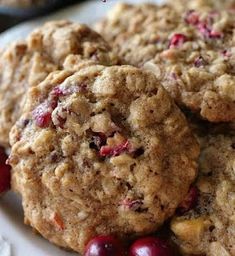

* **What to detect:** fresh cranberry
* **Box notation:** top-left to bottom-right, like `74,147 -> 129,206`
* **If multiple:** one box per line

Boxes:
168,34 -> 187,48
0,147 -> 11,194
129,237 -> 174,256
177,186 -> 199,215
85,235 -> 124,256
185,10 -> 199,25
100,140 -> 129,157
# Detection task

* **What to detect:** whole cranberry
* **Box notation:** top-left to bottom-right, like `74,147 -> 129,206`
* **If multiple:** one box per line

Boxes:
0,147 -> 11,194
85,235 -> 124,256
129,237 -> 174,256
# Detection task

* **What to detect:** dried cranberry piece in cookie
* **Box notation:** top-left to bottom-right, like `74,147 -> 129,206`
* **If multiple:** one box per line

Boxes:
194,56 -> 208,67
99,133 -> 131,157
0,147 -> 11,194
177,186 -> 199,215
100,140 -> 129,157
185,10 -> 199,25
129,237 -> 174,256
168,34 -> 187,48
120,198 -> 143,211
33,101 -> 55,128
197,22 -> 222,39
85,235 -> 124,256
51,86 -> 67,98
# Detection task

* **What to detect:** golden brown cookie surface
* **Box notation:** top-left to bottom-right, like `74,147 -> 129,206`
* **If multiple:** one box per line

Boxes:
167,0 -> 235,12
0,20 -> 119,147
9,64 -> 199,254
171,134 -> 235,255
95,3 -> 235,122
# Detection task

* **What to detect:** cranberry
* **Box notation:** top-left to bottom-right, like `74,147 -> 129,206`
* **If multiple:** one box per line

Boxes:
85,235 -> 124,256
194,56 -> 208,67
0,147 -> 11,194
209,30 -> 222,38
221,49 -> 232,58
100,140 -> 129,157
129,237 -> 174,256
185,10 -> 199,25
120,198 -> 143,211
33,101 -> 53,128
51,86 -> 66,97
177,186 -> 199,215
197,22 -> 222,39
168,34 -> 187,48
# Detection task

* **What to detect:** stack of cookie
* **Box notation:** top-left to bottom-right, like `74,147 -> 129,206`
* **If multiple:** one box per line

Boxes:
0,0 -> 234,255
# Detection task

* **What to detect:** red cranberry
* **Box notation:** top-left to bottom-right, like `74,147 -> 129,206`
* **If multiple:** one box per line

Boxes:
120,198 -> 143,211
33,102 -> 52,127
32,101 -> 54,128
168,34 -> 187,48
51,86 -> 66,97
85,235 -> 124,256
221,49 -> 232,58
129,237 -> 174,256
185,10 -> 199,25
197,22 -> 222,39
0,147 -> 11,194
209,30 -> 223,38
177,186 -> 199,214
194,56 -> 208,67
100,140 -> 129,157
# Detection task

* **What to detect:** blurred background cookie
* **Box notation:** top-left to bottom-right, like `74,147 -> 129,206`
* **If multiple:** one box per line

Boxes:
95,3 -> 235,123
171,134 -> 235,255
0,20 -> 119,147
167,0 -> 235,11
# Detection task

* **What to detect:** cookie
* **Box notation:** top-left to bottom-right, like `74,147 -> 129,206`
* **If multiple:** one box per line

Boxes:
0,20 -> 119,147
167,0 -> 235,12
95,3 -> 235,122
9,64 -> 199,254
0,0 -> 45,7
171,134 -> 235,255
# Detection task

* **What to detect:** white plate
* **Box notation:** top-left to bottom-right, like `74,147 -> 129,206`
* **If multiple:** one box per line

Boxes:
0,0 -> 163,255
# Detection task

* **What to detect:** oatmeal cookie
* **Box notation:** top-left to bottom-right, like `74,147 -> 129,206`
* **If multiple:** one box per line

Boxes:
167,0 -> 235,12
9,64 -> 199,254
95,3 -> 235,122
0,20 -> 119,147
171,134 -> 235,255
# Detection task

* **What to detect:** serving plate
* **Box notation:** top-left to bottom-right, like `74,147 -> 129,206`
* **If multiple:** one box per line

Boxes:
0,0 -> 163,255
